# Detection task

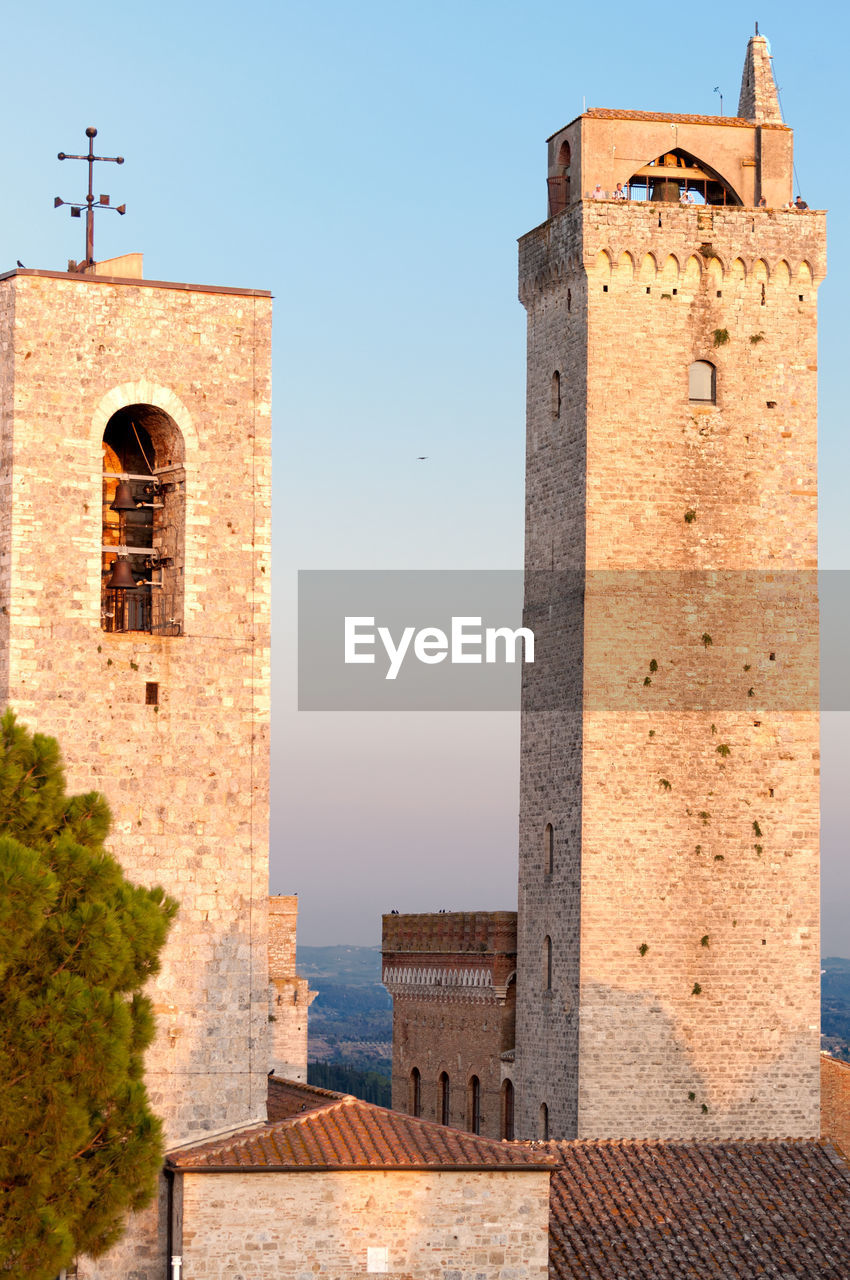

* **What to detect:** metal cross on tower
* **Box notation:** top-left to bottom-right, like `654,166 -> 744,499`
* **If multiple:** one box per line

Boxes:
54,127 -> 126,270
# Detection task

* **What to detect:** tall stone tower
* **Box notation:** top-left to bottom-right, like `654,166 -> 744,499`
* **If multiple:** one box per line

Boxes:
514,35 -> 825,1140
0,254 -> 272,1275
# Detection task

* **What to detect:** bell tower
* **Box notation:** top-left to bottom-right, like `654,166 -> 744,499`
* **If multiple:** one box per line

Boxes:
514,35 -> 825,1140
0,253 -> 272,1275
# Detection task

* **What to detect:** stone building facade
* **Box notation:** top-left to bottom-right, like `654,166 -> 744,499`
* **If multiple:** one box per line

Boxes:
268,894 -> 316,1080
0,255 -> 272,1277
169,1077 -> 553,1280
514,34 -> 825,1140
382,912 -> 517,1139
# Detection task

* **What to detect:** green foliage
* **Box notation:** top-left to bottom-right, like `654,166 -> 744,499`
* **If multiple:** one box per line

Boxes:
687,1091 -> 696,1101
638,943 -> 649,957
748,687 -> 755,697
648,730 -> 655,738
743,664 -> 751,672
714,854 -> 725,861
0,711 -> 177,1279
684,509 -> 697,523
698,811 -> 710,824
701,1103 -> 709,1113
716,744 -> 731,758
659,779 -> 672,791
701,633 -> 713,648
700,935 -> 710,948
755,844 -> 763,855
749,332 -> 765,344
649,659 -> 658,673
692,982 -> 702,995
753,820 -> 763,838
643,676 -> 652,686
307,1060 -> 391,1107
713,328 -> 730,347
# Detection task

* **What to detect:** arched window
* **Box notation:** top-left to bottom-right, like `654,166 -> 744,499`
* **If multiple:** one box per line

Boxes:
409,1067 -> 421,1117
439,1071 -> 450,1126
501,1079 -> 515,1140
548,141 -> 571,217
688,361 -> 716,404
467,1075 -> 481,1134
539,1102 -> 549,1140
102,404 -> 185,635
544,823 -> 554,874
543,935 -> 553,990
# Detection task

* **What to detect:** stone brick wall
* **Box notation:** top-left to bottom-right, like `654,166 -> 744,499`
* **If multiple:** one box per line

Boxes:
0,268 -> 272,1278
515,201 -> 824,1140
821,1054 -> 850,1156
268,894 -> 315,1080
177,1168 -> 551,1280
383,913 -> 516,1139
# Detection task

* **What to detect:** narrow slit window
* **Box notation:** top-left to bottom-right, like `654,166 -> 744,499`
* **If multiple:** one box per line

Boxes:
544,823 -> 554,874
409,1067 -> 421,1117
551,371 -> 561,419
543,935 -> 553,990
145,682 -> 159,706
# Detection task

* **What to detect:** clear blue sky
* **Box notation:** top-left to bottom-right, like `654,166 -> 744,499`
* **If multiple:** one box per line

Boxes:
5,1 -> 848,952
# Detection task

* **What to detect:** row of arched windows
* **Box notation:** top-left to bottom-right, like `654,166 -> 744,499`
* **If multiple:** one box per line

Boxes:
409,1068 -> 515,1138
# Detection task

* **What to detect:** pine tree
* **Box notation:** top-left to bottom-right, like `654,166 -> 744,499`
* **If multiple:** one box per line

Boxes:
0,710 -> 178,1279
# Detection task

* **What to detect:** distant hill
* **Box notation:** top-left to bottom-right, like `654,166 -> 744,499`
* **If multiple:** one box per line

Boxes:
298,944 -> 391,1074
297,946 -> 850,1067
822,956 -> 850,1062
296,944 -> 383,986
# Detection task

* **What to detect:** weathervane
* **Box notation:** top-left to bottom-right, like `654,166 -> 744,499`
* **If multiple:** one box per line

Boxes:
54,127 -> 126,270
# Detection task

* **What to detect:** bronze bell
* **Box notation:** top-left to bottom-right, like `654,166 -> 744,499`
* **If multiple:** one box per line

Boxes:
105,557 -> 137,590
110,480 -> 137,512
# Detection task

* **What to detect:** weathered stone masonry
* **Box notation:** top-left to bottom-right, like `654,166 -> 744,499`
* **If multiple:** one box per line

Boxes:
515,67 -> 825,1142
0,265 -> 272,1278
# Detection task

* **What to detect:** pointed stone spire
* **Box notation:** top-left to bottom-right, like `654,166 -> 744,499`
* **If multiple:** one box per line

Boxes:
737,31 -> 783,123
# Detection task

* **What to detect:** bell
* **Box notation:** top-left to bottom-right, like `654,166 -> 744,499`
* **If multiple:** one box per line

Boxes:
110,481 -> 137,512
105,557 -> 137,590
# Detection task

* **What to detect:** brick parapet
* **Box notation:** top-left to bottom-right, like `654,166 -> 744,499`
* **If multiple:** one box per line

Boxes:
382,910 -> 517,956
821,1054 -> 850,1156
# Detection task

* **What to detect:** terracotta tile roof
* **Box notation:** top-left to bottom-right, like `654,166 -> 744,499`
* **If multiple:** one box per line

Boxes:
544,1138 -> 850,1280
167,1085 -> 556,1173
584,108 -> 755,128
266,1074 -> 345,1120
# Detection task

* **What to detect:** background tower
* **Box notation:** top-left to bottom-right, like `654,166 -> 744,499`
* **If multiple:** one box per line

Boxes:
514,36 -> 825,1140
0,254 -> 271,1275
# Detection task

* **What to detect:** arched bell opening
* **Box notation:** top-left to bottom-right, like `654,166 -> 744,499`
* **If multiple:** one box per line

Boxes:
548,141 -> 572,217
101,403 -> 185,635
625,148 -> 742,206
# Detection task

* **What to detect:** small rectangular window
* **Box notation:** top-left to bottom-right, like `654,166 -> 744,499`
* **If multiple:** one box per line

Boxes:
145,682 -> 159,705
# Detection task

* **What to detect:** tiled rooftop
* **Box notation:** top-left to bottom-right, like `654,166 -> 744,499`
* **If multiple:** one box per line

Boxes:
168,1080 -> 555,1173
545,1138 -> 850,1280
585,108 -> 754,128
266,1074 -> 344,1120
